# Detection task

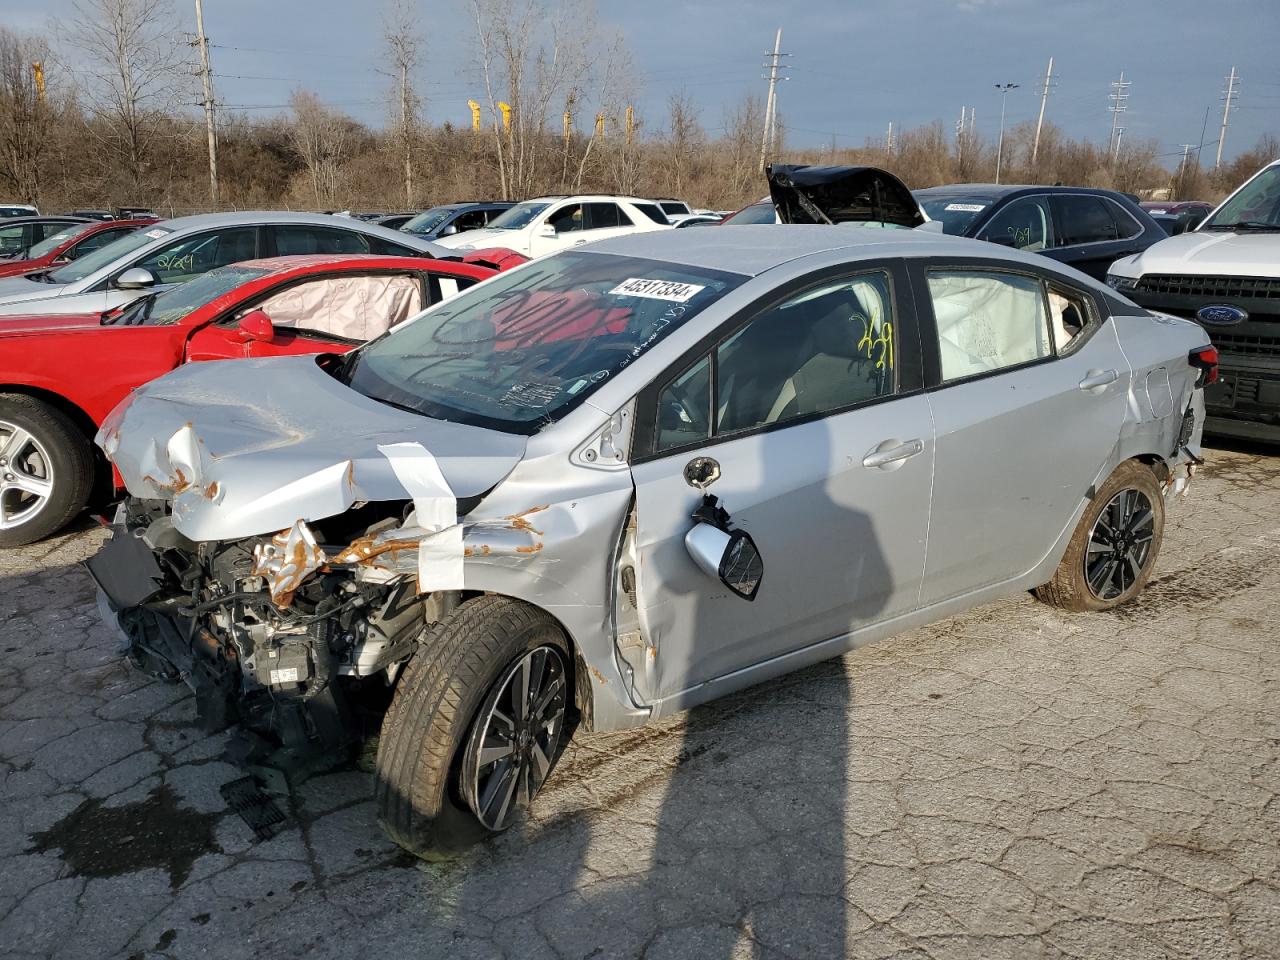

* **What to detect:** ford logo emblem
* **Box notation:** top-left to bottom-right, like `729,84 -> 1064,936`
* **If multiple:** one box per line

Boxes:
1197,304 -> 1248,325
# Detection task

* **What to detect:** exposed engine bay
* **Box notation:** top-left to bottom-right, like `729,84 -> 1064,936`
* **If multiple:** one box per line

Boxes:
93,497 -> 458,771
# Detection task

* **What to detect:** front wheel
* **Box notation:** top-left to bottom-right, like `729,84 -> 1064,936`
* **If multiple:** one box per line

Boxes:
0,395 -> 94,547
375,596 -> 573,859
1034,460 -> 1165,612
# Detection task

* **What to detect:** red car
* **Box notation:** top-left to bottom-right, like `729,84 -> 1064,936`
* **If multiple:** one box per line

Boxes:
0,253 -> 496,544
0,219 -> 152,279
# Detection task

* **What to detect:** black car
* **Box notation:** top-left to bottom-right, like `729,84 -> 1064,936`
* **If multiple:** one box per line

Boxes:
68,209 -> 116,221
0,216 -> 89,258
914,184 -> 1166,281
399,202 -> 514,241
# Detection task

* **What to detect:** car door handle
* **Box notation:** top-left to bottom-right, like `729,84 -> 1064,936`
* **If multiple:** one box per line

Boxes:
862,439 -> 924,470
1078,368 -> 1119,392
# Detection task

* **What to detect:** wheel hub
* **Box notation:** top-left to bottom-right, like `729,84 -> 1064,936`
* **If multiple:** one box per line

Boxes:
1084,487 -> 1155,601
462,644 -> 569,832
0,419 -> 55,532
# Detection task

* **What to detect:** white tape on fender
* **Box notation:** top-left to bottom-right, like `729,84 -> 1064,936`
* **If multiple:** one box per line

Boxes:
377,442 -> 464,591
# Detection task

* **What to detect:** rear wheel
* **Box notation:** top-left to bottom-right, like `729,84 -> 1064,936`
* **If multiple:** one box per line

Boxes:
0,395 -> 94,547
375,596 -> 572,859
1034,460 -> 1165,612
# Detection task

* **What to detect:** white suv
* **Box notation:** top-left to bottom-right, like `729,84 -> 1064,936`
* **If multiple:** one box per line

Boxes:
431,195 -> 672,258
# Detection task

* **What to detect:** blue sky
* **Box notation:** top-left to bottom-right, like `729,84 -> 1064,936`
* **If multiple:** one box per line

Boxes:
7,0 -> 1277,162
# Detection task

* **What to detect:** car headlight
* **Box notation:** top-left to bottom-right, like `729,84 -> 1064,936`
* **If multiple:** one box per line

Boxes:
1106,274 -> 1139,292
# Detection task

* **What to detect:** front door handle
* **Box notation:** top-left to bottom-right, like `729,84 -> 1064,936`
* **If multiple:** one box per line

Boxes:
862,438 -> 924,470
1078,368 -> 1119,392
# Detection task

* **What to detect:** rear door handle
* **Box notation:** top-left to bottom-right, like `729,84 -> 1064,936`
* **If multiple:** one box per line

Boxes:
1078,368 -> 1119,392
862,439 -> 924,470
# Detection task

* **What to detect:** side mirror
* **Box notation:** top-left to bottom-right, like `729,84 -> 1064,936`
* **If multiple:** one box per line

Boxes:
234,309 -> 275,343
51,255 -> 71,264
685,523 -> 763,601
114,267 -> 157,289
538,222 -> 558,239
439,223 -> 458,236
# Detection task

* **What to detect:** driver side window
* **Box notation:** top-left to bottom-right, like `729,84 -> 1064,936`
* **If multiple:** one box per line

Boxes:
135,228 -> 258,283
979,197 -> 1054,251
655,271 -> 897,453
546,204 -> 583,234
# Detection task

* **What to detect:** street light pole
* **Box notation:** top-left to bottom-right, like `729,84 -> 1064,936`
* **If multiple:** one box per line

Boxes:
994,82 -> 1018,184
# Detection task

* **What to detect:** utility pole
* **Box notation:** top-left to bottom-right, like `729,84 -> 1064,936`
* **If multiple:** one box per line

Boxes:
192,0 -> 219,206
994,82 -> 1018,185
1031,56 -> 1054,169
1107,71 -> 1130,162
758,28 -> 789,173
1216,66 -> 1239,169
886,121 -> 895,155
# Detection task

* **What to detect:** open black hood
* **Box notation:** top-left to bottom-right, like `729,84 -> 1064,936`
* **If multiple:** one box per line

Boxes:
767,164 -> 925,228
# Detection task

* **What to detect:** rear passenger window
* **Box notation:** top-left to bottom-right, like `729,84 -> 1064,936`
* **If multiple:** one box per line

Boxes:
632,203 -> 671,225
1105,199 -> 1144,240
274,226 -> 370,255
585,203 -> 631,229
928,271 -> 1052,382
1056,196 -> 1119,245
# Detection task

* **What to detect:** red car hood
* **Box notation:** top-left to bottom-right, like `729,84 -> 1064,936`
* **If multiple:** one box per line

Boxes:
0,258 -> 47,279
0,311 -> 103,338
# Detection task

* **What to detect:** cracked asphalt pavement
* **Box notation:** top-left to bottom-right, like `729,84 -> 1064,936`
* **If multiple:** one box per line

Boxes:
1,443 -> 1277,960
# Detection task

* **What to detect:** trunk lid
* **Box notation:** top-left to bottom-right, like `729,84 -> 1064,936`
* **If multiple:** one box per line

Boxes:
767,164 -> 926,229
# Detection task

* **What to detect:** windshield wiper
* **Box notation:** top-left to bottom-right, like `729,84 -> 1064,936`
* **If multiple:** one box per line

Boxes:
1205,220 -> 1280,232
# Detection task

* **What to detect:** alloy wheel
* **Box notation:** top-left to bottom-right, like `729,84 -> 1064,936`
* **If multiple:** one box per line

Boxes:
1084,487 -> 1155,600
0,420 -> 54,532
462,645 -> 569,831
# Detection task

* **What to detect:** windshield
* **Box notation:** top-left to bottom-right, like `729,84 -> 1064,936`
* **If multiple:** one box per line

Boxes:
345,250 -> 746,433
25,222 -> 97,259
137,264 -> 270,325
722,202 -> 776,225
1203,164 -> 1280,231
47,226 -> 171,284
401,208 -> 453,234
487,202 -> 551,230
917,197 -> 994,235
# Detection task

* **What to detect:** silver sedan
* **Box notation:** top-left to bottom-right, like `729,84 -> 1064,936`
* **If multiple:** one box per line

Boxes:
0,211 -> 445,317
91,226 -> 1214,856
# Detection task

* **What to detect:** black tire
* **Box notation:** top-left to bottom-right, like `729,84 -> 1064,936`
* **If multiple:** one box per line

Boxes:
0,394 -> 94,547
375,595 -> 573,859
1034,460 -> 1165,612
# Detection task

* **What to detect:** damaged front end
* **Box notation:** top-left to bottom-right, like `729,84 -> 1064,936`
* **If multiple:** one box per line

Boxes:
91,498 -> 459,769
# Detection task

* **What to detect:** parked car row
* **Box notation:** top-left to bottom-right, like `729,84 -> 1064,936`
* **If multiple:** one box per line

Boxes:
3,161 -> 1246,860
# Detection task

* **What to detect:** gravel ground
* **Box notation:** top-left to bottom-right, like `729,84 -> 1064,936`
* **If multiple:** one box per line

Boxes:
0,443 -> 1276,960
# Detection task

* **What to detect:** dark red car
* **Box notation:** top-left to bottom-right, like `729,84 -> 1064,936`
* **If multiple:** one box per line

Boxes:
0,219 -> 152,278
0,253 -> 496,544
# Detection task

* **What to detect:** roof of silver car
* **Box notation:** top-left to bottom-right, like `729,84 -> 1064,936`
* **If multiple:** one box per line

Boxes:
151,211 -> 409,231
582,224 -> 1027,276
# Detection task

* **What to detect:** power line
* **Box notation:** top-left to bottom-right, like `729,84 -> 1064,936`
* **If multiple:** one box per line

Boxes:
1215,66 -> 1240,169
1108,71 -> 1130,160
759,28 -> 790,172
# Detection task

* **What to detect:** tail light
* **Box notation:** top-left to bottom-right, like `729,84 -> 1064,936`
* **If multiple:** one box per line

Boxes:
1188,345 -> 1218,385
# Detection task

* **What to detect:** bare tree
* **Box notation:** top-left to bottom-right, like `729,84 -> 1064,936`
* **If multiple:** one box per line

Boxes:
663,90 -> 704,197
289,91 -> 354,207
61,0 -> 183,189
382,0 -> 422,208
0,28 -> 51,202
471,0 -> 600,199
721,93 -> 765,205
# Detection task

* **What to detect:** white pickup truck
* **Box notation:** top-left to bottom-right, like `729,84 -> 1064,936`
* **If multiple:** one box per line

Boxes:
1107,159 -> 1280,442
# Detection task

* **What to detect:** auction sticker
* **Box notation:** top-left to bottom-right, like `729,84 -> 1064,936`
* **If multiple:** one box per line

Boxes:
144,228 -> 172,239
944,203 -> 987,213
609,278 -> 706,302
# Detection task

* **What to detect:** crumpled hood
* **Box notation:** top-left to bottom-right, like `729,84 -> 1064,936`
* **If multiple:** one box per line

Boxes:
1114,230 -> 1280,278
432,228 -> 509,251
767,164 -> 926,228
98,354 -> 528,542
0,311 -> 101,338
0,273 -> 65,305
